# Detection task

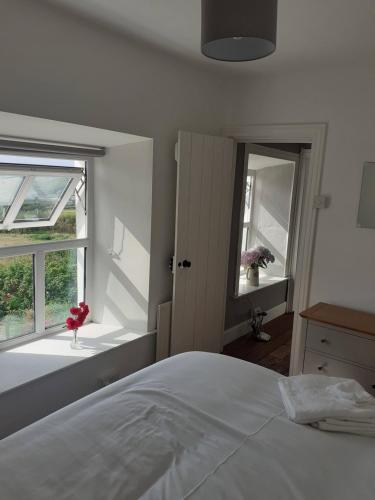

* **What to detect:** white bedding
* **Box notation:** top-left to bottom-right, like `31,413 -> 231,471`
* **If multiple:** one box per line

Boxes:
0,352 -> 373,500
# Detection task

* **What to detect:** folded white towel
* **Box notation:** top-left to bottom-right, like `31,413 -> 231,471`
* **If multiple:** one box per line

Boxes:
312,418 -> 375,437
321,418 -> 375,429
278,375 -> 375,425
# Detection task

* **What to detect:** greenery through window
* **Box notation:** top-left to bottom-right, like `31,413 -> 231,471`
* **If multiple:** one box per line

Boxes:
0,255 -> 34,340
0,193 -> 77,247
45,248 -> 82,329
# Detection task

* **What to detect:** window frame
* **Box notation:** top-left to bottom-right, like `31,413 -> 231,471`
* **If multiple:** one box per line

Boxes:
234,144 -> 300,297
0,158 -> 92,350
241,170 -> 256,257
0,164 -> 83,230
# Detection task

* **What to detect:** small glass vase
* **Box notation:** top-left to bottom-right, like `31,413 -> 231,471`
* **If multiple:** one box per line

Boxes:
70,328 -> 79,348
246,266 -> 259,286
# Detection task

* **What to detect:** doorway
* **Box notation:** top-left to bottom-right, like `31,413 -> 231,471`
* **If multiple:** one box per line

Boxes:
225,142 -> 310,374
235,144 -> 303,299
223,124 -> 326,375
160,124 -> 326,375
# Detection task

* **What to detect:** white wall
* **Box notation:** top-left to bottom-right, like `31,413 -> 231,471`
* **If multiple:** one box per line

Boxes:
250,164 -> 294,277
0,0 -> 233,331
93,141 -> 153,331
229,66 -> 375,313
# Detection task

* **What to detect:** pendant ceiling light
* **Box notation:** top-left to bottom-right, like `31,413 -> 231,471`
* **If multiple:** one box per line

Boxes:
201,0 -> 278,62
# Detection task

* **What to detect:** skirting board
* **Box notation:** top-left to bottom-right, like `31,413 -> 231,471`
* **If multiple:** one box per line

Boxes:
223,302 -> 287,346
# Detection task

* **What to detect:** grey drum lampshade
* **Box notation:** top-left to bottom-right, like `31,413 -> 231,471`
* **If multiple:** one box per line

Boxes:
201,0 -> 278,62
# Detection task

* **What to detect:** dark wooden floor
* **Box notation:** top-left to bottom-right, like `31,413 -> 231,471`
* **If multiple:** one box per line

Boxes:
223,313 -> 294,376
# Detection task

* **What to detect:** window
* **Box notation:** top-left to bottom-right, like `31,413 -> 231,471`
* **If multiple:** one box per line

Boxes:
0,154 -> 88,346
236,146 -> 297,295
241,171 -> 255,254
239,170 -> 256,280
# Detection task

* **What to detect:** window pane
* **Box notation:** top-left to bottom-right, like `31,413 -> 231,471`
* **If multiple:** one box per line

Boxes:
241,227 -> 248,252
15,176 -> 71,222
45,248 -> 85,329
0,180 -> 85,248
0,176 -> 23,222
243,175 -> 253,223
0,255 -> 34,341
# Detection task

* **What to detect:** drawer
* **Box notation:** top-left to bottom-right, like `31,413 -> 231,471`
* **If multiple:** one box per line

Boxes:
306,323 -> 375,370
303,350 -> 375,396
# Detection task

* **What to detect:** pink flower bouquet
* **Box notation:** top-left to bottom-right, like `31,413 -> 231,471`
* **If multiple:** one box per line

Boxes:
241,246 -> 275,270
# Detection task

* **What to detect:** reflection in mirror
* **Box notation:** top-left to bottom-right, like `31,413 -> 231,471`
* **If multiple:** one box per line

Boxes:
357,162 -> 375,229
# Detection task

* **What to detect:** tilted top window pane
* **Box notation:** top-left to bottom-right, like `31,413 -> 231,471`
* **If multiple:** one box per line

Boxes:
0,175 -> 24,222
15,176 -> 71,222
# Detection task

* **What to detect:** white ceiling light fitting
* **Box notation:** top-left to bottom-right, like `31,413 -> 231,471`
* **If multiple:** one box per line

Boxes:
201,0 -> 278,62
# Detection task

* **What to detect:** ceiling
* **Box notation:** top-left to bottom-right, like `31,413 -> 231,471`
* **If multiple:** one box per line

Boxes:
47,0 -> 375,75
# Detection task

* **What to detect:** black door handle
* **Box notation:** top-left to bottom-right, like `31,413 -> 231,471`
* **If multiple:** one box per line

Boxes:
178,259 -> 192,268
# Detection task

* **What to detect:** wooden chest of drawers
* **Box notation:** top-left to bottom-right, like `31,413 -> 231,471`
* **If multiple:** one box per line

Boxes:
300,303 -> 375,396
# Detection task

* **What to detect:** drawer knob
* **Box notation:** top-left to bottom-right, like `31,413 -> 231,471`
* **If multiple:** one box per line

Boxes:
321,338 -> 328,344
317,363 -> 326,371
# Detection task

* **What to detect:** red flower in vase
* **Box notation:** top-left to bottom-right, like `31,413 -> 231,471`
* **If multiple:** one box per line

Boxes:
66,302 -> 90,331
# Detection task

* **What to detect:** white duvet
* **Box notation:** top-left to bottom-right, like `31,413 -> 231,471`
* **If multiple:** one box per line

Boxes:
0,352 -> 373,500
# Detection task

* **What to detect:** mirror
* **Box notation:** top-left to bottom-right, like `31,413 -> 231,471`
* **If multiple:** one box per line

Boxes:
357,162 -> 375,229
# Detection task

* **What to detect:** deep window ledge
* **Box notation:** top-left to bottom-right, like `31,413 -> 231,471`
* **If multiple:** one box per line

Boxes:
236,273 -> 288,298
0,323 -> 151,395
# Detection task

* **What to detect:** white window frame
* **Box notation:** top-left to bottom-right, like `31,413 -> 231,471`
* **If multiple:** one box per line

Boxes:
234,143 -> 300,297
0,165 -> 82,230
0,160 -> 91,350
241,169 -> 256,257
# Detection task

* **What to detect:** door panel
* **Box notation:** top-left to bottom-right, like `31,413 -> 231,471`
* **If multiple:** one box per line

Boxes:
171,131 -> 234,355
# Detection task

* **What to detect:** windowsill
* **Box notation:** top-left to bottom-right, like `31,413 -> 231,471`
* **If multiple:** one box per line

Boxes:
0,323 -> 152,395
236,273 -> 288,298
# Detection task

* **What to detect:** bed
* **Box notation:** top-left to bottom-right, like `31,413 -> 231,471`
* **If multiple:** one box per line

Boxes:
0,352 -> 373,500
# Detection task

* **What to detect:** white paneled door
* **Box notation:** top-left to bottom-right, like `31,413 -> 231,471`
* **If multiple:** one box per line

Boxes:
170,131 -> 235,355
